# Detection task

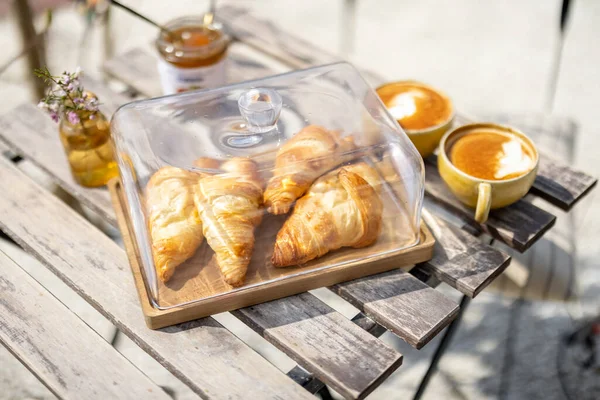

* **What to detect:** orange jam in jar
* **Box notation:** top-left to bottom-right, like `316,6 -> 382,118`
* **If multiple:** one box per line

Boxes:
156,17 -> 229,94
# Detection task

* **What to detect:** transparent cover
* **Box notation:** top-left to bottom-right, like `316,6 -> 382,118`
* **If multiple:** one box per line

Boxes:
111,62 -> 425,309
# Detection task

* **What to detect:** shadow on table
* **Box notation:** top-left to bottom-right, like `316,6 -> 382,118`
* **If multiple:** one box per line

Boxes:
370,288 -> 598,400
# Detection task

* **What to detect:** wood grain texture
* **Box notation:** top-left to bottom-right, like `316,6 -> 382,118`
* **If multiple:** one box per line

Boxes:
220,5 -> 596,213
103,47 -> 162,97
332,271 -> 460,349
424,158 -> 556,252
0,104 -> 116,226
531,157 -> 597,210
232,293 -> 403,400
0,251 -> 171,400
0,157 -> 312,400
420,210 -> 511,297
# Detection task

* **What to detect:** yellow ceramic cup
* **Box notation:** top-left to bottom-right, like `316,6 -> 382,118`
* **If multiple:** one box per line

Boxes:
438,123 -> 539,224
376,81 -> 454,158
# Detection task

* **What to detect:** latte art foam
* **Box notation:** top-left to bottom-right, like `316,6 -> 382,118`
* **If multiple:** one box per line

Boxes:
494,139 -> 533,179
387,90 -> 421,121
450,131 -> 534,181
377,82 -> 453,131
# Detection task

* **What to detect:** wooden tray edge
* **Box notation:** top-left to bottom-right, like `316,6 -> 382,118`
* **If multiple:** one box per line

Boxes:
108,178 -> 163,327
108,178 -> 434,329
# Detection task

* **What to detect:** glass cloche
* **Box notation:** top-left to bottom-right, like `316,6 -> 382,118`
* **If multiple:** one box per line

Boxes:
111,62 -> 426,310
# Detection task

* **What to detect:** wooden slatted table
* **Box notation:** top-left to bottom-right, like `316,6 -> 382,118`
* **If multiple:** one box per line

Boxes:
0,5 -> 596,400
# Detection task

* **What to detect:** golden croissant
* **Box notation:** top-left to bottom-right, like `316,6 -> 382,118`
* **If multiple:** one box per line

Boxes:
194,158 -> 263,287
272,162 -> 383,267
264,125 -> 355,215
146,166 -> 205,282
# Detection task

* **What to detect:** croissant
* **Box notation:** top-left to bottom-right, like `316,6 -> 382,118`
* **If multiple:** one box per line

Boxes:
194,158 -> 263,287
146,166 -> 205,282
263,125 -> 355,215
272,162 -> 383,267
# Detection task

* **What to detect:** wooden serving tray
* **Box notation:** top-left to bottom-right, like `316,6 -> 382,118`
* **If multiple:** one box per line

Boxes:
108,178 -> 435,329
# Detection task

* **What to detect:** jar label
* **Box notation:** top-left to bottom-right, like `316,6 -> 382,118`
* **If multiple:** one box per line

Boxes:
157,57 -> 227,95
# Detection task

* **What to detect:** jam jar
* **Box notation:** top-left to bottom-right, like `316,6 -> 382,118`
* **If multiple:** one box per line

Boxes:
156,16 -> 229,95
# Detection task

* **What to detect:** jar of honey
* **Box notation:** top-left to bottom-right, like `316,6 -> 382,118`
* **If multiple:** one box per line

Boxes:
156,16 -> 229,95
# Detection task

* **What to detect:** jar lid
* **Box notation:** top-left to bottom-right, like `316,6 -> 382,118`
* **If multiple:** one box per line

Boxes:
155,16 -> 229,59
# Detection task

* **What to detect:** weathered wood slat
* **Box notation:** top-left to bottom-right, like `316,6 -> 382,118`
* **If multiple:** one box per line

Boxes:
0,250 -> 172,400
103,47 -> 162,98
0,104 -> 116,226
420,210 -> 511,297
424,159 -> 556,252
332,271 -> 460,349
103,47 -> 464,349
232,293 -> 402,400
219,5 -> 596,212
531,156 -> 596,210
0,156 -> 313,400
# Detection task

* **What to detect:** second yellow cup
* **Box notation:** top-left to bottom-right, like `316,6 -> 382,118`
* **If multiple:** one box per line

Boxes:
438,123 -> 539,224
377,80 -> 454,157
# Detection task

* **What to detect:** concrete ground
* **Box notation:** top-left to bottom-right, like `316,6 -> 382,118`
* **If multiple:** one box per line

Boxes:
0,1 -> 598,399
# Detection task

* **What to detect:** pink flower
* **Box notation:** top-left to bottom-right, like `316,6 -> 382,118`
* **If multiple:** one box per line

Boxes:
85,98 -> 99,112
36,67 -> 97,125
67,111 -> 80,125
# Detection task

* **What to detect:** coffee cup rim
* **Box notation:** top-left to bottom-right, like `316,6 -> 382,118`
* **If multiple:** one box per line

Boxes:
438,122 -> 540,183
376,80 -> 455,135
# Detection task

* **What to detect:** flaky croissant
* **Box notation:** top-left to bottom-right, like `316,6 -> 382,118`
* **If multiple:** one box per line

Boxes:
194,158 -> 263,287
272,162 -> 383,267
263,125 -> 355,215
146,166 -> 205,282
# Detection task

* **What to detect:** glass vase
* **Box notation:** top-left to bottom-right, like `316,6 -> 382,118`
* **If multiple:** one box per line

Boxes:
58,111 -> 118,187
